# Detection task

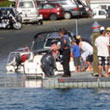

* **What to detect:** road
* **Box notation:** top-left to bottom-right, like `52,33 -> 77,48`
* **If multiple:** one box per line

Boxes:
0,18 -> 110,70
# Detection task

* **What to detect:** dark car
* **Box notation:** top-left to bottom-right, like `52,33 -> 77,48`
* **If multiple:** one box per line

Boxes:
106,9 -> 110,18
37,0 -> 91,19
0,7 -> 22,22
38,3 -> 64,20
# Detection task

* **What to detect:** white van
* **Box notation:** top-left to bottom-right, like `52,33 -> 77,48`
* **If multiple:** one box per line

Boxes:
92,9 -> 108,19
16,0 -> 43,24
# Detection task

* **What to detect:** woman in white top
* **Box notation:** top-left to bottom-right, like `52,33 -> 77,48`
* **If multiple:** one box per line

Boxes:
77,35 -> 93,72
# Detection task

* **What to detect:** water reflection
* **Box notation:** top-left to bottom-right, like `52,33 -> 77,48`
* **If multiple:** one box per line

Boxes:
25,79 -> 42,88
0,74 -> 43,88
97,88 -> 110,94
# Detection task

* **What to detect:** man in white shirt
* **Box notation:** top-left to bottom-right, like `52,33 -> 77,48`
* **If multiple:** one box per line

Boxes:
95,29 -> 109,77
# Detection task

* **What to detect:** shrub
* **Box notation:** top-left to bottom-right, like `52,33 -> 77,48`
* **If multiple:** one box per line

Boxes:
0,0 -> 14,7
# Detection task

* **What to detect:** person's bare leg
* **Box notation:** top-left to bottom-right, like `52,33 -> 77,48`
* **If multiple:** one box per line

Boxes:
104,65 -> 109,77
77,66 -> 80,72
98,65 -> 102,77
86,62 -> 93,71
75,67 -> 77,72
108,66 -> 110,73
81,60 -> 87,71
76,66 -> 80,72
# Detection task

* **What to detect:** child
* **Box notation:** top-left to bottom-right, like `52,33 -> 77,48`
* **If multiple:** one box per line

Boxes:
72,39 -> 81,72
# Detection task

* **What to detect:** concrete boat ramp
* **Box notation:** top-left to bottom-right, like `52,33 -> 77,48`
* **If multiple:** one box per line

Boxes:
42,72 -> 110,89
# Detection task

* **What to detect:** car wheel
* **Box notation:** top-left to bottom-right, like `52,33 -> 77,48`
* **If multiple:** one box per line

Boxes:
49,14 -> 58,20
64,12 -> 71,19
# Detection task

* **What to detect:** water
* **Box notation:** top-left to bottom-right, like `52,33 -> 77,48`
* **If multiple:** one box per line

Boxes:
1,54 -> 110,110
0,88 -> 110,110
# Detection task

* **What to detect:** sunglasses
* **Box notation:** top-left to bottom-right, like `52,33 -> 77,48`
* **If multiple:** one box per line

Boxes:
106,31 -> 110,32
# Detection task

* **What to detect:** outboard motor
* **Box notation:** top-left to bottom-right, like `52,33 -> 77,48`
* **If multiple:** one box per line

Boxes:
41,51 -> 56,77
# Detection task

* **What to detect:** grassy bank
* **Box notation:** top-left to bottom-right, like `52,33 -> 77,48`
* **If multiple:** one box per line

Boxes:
0,1 -> 14,7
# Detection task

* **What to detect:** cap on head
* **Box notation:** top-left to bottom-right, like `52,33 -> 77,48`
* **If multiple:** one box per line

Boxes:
100,26 -> 105,31
92,21 -> 100,33
106,27 -> 110,31
99,26 -> 105,34
76,35 -> 81,40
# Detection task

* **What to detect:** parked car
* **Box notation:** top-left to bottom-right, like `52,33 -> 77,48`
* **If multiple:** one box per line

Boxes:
37,0 -> 90,19
106,9 -> 110,18
38,3 -> 64,20
15,0 -> 43,24
92,9 -> 108,19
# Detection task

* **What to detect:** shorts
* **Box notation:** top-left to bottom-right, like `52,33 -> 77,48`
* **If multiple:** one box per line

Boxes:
81,51 -> 93,61
98,56 -> 109,66
86,55 -> 93,63
74,57 -> 80,66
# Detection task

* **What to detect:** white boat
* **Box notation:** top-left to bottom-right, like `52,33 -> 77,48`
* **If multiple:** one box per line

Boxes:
6,31 -> 75,79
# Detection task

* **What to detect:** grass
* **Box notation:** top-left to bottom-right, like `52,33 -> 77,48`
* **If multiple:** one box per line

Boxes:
0,0 -> 14,7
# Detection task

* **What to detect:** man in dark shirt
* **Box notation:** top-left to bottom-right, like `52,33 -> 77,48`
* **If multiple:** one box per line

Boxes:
58,28 -> 71,77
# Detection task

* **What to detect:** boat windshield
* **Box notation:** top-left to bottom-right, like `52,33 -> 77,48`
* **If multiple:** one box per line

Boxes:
32,32 -> 60,52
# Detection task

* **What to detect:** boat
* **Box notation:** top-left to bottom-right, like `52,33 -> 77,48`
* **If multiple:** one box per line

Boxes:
6,31 -> 76,79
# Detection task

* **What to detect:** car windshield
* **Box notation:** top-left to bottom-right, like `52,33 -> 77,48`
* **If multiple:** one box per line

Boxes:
43,4 -> 56,9
19,1 -> 34,8
99,10 -> 106,15
32,32 -> 60,52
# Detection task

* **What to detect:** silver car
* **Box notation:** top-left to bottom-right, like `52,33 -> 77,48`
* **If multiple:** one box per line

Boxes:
16,0 -> 43,24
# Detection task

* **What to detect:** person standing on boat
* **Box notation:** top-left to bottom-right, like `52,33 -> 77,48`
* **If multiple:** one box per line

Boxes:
41,50 -> 57,77
41,40 -> 59,77
77,35 -> 93,72
95,28 -> 109,77
58,28 -> 71,77
50,40 -> 59,60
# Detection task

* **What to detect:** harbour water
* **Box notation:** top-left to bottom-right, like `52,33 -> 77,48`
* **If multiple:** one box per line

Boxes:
0,88 -> 110,110
0,50 -> 110,110
0,63 -> 110,110
1,63 -> 110,109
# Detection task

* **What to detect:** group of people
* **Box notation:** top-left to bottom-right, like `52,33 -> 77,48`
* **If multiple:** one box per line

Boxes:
41,25 -> 110,78
72,35 -> 93,73
41,28 -> 94,77
72,25 -> 110,78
